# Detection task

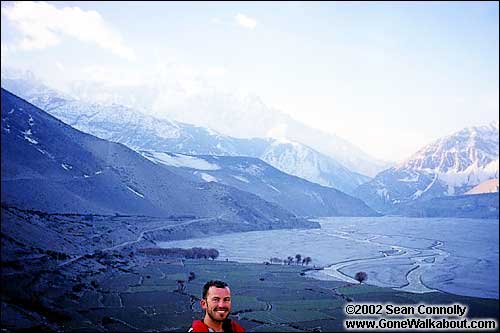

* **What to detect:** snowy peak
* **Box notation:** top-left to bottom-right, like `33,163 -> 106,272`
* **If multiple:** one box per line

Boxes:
1,76 -> 370,194
355,124 -> 499,212
399,125 -> 499,173
261,138 -> 370,194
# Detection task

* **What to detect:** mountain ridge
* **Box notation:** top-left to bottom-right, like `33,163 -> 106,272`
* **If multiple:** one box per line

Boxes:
1,88 -> 318,233
1,74 -> 370,194
355,123 -> 499,213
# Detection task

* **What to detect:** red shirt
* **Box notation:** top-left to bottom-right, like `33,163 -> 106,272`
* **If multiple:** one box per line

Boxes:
189,319 -> 245,332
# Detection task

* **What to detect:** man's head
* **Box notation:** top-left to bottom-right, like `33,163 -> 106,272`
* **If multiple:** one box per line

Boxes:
201,280 -> 232,323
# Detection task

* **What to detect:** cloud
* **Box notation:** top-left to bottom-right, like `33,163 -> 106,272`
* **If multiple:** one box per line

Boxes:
235,13 -> 257,29
1,1 -> 135,60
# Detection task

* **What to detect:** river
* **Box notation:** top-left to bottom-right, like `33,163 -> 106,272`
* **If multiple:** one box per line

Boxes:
157,216 -> 499,299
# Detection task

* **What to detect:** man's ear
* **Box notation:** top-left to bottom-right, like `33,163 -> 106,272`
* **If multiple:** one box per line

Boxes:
200,298 -> 207,310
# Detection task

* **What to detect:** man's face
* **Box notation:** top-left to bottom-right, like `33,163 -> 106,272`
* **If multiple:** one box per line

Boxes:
201,286 -> 232,322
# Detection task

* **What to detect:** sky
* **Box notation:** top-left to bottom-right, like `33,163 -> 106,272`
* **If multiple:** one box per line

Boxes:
1,1 -> 499,162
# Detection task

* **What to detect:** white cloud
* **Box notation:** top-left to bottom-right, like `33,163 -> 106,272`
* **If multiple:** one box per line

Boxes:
235,13 -> 257,29
1,1 -> 135,60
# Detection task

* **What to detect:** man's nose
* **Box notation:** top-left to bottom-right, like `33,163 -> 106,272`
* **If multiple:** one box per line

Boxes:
217,299 -> 228,307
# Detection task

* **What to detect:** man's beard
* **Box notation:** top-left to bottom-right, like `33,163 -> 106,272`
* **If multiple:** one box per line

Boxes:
207,306 -> 230,322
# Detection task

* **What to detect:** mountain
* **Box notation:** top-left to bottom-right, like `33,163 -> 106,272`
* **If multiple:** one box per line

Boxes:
133,90 -> 390,177
1,88 -> 317,232
139,151 -> 378,217
465,179 -> 499,195
355,123 -> 499,213
391,193 -> 499,219
259,139 -> 370,194
14,72 -> 389,177
1,74 -> 369,194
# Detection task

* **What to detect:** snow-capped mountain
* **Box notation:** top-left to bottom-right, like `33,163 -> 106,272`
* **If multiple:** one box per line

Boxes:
355,123 -> 499,212
46,74 -> 389,177
259,139 -> 370,194
1,74 -> 370,194
150,92 -> 390,177
140,151 -> 377,217
1,88 -> 316,232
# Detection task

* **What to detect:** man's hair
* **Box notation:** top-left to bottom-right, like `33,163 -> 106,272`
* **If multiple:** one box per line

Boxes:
202,280 -> 229,299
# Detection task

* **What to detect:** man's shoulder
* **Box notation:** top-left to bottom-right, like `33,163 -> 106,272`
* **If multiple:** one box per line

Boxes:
188,319 -> 245,332
189,320 -> 214,332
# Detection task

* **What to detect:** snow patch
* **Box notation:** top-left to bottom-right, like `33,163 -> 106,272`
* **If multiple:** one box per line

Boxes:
232,175 -> 250,183
95,170 -> 103,175
398,173 -> 419,182
142,151 -> 220,170
243,164 -> 264,176
376,188 -> 389,199
412,174 -> 437,199
22,128 -> 38,144
412,190 -> 423,199
61,163 -> 72,170
127,186 -> 144,198
28,115 -> 34,126
199,173 -> 218,183
266,183 -> 281,193
436,159 -> 499,189
36,148 -> 53,158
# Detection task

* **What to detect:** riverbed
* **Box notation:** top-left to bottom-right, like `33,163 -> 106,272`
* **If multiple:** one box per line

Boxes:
158,216 -> 499,299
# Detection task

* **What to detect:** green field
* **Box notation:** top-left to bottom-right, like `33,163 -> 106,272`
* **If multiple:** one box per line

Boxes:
2,258 -> 498,332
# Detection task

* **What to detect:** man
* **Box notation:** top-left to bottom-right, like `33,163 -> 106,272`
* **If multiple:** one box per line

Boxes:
189,280 -> 245,332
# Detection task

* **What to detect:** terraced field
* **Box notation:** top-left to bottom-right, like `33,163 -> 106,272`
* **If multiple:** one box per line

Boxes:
11,257 -> 499,332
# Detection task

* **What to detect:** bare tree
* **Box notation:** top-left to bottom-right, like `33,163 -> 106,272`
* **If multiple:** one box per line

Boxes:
207,249 -> 219,260
270,257 -> 282,264
177,279 -> 186,292
354,272 -> 368,284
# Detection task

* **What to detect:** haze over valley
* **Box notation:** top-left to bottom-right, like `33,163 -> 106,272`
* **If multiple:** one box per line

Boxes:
1,2 -> 498,331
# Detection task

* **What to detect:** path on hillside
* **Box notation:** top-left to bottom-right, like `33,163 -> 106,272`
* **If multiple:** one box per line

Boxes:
58,217 -> 216,267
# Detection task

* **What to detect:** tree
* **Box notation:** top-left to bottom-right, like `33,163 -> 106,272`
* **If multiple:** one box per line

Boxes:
188,272 -> 196,282
287,256 -> 294,265
354,271 -> 368,284
303,257 -> 312,266
270,257 -> 282,264
207,248 -> 219,260
177,279 -> 186,292
295,254 -> 302,265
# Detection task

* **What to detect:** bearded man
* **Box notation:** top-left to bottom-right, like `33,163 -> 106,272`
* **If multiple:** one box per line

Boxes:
189,280 -> 245,332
